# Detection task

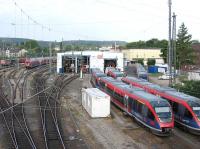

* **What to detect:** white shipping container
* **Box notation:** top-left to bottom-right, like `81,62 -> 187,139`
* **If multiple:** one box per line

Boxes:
81,88 -> 110,118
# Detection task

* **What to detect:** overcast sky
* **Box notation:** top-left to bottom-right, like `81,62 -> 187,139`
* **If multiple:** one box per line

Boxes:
0,0 -> 199,42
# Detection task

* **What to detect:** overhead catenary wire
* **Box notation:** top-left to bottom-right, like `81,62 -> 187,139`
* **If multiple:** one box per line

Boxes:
6,0 -> 200,41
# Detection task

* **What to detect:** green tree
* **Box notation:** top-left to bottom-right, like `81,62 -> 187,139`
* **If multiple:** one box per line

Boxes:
176,23 -> 196,68
24,40 -> 40,57
175,80 -> 200,98
64,45 -> 73,51
24,40 -> 40,49
147,59 -> 156,66
159,40 -> 168,63
137,59 -> 144,66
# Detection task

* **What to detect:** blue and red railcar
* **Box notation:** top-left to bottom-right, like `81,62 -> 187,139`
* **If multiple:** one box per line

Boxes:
91,74 -> 174,136
91,70 -> 106,87
107,69 -> 124,79
122,77 -> 200,135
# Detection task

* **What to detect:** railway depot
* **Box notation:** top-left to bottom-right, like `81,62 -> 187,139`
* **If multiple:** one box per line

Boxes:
57,51 -> 124,73
1,56 -> 200,149
1,0 -> 200,148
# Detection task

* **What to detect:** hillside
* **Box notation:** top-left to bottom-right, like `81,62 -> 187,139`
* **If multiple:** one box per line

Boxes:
0,37 -> 126,48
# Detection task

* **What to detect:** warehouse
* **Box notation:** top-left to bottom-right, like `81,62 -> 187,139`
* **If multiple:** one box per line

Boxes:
57,51 -> 124,73
122,48 -> 164,65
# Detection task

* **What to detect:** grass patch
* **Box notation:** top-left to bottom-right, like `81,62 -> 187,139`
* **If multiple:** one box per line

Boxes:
178,74 -> 188,82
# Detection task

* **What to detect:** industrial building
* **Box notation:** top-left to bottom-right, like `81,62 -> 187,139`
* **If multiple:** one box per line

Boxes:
57,51 -> 124,73
122,48 -> 164,65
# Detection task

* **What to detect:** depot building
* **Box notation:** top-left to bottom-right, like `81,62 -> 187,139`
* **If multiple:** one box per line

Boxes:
57,51 -> 124,73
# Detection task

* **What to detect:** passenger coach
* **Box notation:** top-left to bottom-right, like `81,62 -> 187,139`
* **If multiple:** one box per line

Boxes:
122,77 -> 200,135
96,76 -> 174,136
107,69 -> 125,80
91,70 -> 106,87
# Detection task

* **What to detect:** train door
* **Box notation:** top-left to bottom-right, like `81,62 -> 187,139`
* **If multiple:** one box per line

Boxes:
124,95 -> 129,112
142,105 -> 148,118
178,105 -> 193,124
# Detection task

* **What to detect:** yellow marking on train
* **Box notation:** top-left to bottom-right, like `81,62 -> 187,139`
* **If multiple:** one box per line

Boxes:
137,100 -> 145,105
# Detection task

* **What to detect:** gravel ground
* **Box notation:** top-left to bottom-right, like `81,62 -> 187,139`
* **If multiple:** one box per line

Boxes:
61,74 -> 145,149
60,74 -> 200,149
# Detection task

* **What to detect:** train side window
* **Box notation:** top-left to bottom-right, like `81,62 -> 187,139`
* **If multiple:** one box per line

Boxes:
147,109 -> 155,121
142,105 -> 148,117
177,104 -> 185,116
137,102 -> 143,114
106,86 -> 113,95
113,91 -> 124,104
184,109 -> 193,119
133,100 -> 138,112
173,102 -> 178,114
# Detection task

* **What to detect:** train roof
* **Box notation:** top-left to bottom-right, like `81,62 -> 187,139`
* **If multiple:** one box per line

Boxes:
112,71 -> 123,74
124,76 -> 200,106
146,84 -> 176,92
91,68 -> 101,72
125,77 -> 148,82
114,82 -> 168,105
100,76 -> 169,106
131,90 -> 170,107
94,72 -> 106,77
109,69 -> 119,72
101,76 -> 115,81
165,90 -> 200,103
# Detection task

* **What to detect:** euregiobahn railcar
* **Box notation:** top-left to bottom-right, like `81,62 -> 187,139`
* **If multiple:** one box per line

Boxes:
91,70 -> 107,87
95,76 -> 174,136
122,77 -> 200,135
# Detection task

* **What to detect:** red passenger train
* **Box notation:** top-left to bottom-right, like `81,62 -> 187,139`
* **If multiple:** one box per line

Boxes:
107,69 -> 125,80
122,77 -> 200,135
91,69 -> 107,87
91,74 -> 174,136
25,57 -> 54,69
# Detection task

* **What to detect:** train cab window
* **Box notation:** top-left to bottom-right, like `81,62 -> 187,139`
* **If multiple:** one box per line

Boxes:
147,109 -> 155,121
99,81 -> 105,88
184,109 -> 193,119
168,100 -> 173,107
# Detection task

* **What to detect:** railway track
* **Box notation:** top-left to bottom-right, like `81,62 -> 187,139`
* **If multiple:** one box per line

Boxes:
33,72 -> 79,149
0,66 -> 48,148
0,65 -> 85,148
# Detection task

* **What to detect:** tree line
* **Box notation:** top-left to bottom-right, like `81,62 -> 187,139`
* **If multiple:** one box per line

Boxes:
124,23 -> 198,69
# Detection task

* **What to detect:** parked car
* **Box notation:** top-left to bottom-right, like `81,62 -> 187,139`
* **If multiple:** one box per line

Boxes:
158,73 -> 174,80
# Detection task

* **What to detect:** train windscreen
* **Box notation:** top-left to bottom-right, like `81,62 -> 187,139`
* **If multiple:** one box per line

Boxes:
188,100 -> 200,120
154,106 -> 172,122
116,73 -> 124,77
